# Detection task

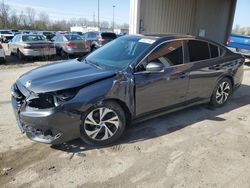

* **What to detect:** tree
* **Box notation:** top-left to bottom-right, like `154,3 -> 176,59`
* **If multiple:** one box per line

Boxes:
26,7 -> 36,28
0,2 -> 10,28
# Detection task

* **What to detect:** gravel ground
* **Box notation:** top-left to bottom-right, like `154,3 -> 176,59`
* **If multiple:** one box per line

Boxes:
1,55 -> 250,187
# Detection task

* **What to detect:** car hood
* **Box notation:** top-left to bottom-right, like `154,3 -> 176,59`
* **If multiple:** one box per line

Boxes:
17,59 -> 116,93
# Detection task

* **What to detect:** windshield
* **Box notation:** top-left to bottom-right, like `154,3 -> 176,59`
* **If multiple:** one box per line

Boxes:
22,35 -> 46,42
65,35 -> 82,41
85,36 -> 152,69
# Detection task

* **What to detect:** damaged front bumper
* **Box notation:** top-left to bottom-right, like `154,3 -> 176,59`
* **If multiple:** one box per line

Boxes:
11,83 -> 82,145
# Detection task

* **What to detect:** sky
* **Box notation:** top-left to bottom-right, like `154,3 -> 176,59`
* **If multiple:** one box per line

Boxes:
5,0 -> 130,24
233,0 -> 250,28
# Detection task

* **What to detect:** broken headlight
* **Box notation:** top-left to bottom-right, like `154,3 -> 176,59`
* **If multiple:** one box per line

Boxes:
27,93 -> 54,109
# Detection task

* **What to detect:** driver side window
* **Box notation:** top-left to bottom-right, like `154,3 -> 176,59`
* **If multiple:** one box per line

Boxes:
136,40 -> 184,72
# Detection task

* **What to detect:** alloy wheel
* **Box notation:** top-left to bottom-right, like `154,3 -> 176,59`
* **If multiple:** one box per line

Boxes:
216,81 -> 231,104
83,107 -> 120,141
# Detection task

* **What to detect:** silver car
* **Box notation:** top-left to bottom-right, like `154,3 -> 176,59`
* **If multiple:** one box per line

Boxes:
52,34 -> 90,56
9,34 -> 56,60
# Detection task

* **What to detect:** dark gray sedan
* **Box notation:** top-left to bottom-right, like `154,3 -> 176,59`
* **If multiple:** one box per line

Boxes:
11,34 -> 244,146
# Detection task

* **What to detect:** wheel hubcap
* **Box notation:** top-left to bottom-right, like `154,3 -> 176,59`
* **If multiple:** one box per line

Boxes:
216,81 -> 231,104
83,107 -> 120,141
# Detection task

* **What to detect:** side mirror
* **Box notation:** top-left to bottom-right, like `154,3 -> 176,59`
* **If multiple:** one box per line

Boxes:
146,61 -> 164,72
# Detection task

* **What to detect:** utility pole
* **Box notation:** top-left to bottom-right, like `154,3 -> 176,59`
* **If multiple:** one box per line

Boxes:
98,0 -> 100,30
112,5 -> 116,32
93,12 -> 96,27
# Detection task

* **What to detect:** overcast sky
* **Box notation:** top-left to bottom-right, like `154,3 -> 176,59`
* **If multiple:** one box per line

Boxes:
5,0 -> 130,24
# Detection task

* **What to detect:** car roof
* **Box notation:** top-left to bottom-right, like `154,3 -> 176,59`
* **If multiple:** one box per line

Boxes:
125,34 -> 224,46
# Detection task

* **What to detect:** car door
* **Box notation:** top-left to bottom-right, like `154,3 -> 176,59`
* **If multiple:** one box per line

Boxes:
8,35 -> 16,53
134,40 -> 190,116
11,35 -> 20,54
184,40 -> 225,101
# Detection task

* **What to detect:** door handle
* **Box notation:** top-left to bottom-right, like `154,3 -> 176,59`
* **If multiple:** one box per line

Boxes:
210,64 -> 221,70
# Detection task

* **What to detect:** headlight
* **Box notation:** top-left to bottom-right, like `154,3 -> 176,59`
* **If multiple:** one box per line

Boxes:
27,93 -> 54,109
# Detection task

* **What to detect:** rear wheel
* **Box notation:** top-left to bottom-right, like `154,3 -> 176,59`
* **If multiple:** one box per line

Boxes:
91,45 -> 97,52
210,78 -> 233,107
80,101 -> 126,146
59,49 -> 69,58
17,49 -> 24,60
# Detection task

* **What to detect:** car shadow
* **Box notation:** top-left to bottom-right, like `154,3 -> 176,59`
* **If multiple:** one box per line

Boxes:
52,84 -> 250,153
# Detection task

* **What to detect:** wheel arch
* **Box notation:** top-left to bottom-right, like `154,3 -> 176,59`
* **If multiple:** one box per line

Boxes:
102,98 -> 132,122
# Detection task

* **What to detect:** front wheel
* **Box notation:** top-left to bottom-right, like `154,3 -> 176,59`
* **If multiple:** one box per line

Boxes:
210,78 -> 233,107
80,101 -> 126,146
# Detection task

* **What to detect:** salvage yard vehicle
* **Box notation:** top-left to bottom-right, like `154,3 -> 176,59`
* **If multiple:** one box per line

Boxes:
83,31 -> 117,51
52,34 -> 90,56
0,30 -> 14,43
11,34 -> 244,146
8,34 -> 56,60
0,43 -> 6,63
227,33 -> 250,57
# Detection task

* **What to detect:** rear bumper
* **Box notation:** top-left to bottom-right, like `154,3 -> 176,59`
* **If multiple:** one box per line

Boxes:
228,47 -> 250,57
64,47 -> 90,54
11,87 -> 82,144
21,48 -> 56,57
0,49 -> 5,58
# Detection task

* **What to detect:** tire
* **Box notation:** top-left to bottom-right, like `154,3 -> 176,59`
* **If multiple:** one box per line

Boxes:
80,101 -> 126,146
91,45 -> 97,52
210,77 -> 233,108
60,49 -> 69,58
17,49 -> 24,60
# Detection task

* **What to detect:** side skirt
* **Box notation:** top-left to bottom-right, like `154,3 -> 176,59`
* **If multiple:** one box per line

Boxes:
131,99 -> 210,124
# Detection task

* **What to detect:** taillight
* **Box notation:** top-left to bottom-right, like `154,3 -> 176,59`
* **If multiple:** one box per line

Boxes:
65,42 -> 75,47
0,44 -> 2,49
226,37 -> 230,45
23,45 -> 33,49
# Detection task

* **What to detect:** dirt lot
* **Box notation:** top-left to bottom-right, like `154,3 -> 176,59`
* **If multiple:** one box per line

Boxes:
1,53 -> 250,187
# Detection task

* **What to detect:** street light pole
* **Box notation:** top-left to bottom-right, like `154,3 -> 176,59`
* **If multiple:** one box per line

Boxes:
112,5 -> 116,32
98,0 -> 100,30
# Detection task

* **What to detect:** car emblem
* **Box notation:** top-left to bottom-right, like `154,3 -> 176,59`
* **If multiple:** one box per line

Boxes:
25,80 -> 32,88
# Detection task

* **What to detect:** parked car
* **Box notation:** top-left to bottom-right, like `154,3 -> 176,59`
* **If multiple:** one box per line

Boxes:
70,31 -> 84,36
52,34 -> 90,56
227,33 -> 250,57
11,34 -> 244,146
38,31 -> 55,41
9,34 -> 56,60
83,31 -> 117,51
0,43 -> 6,63
0,30 -> 14,43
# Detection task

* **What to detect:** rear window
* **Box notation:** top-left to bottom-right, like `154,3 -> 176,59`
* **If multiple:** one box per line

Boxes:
187,40 -> 210,62
65,35 -> 82,41
209,43 -> 219,58
87,32 -> 99,38
22,35 -> 46,42
101,33 -> 117,39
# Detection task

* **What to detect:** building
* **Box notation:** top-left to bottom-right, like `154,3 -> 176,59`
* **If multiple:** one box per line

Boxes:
129,0 -> 237,44
70,26 -> 99,33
